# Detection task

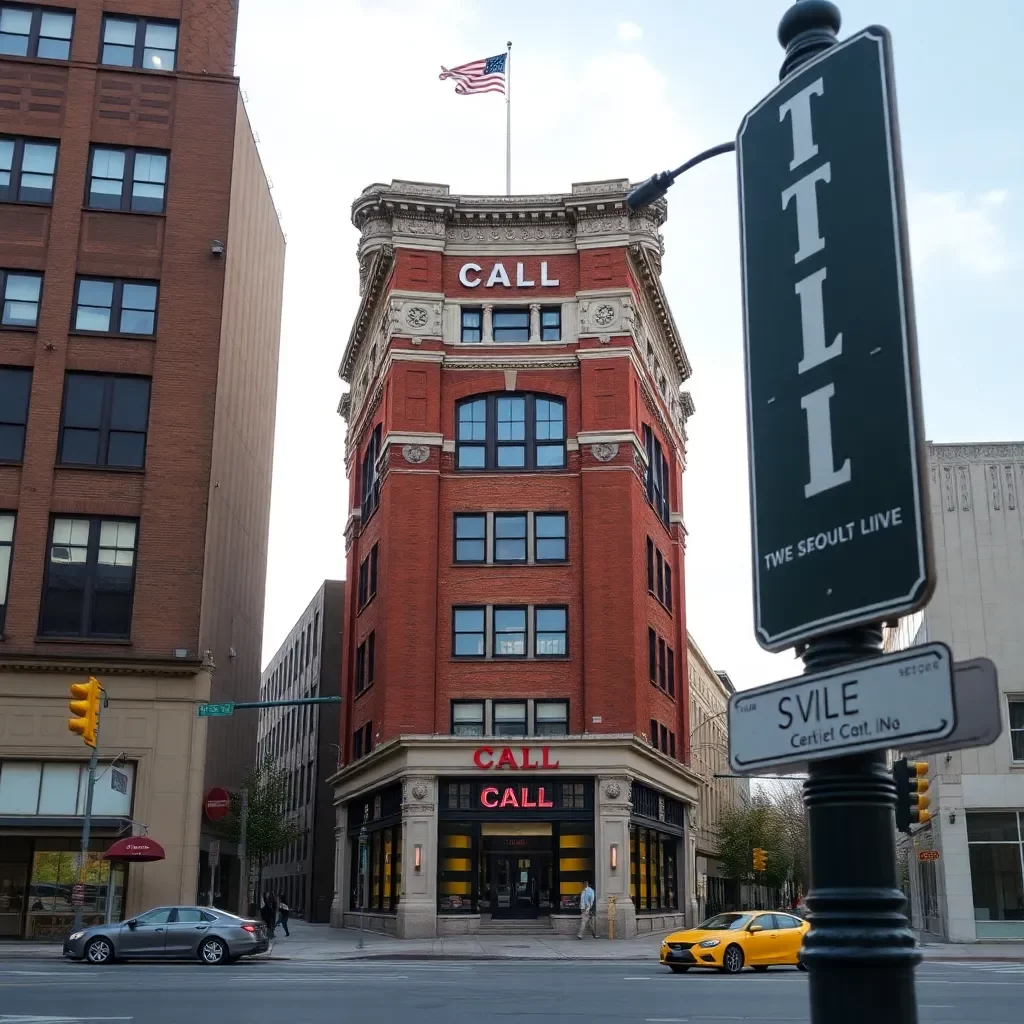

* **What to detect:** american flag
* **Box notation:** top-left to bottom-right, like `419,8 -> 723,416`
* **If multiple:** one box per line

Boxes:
439,52 -> 506,96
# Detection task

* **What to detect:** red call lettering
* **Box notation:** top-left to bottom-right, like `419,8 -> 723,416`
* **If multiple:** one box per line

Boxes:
481,786 -> 554,809
472,746 -> 560,770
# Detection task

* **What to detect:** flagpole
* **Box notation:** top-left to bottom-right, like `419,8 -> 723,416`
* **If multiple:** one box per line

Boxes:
505,40 -> 512,196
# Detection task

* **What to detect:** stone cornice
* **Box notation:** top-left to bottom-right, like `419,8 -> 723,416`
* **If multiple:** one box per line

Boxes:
338,244 -> 394,381
928,441 -> 1024,462
0,652 -> 206,677
628,243 -> 691,382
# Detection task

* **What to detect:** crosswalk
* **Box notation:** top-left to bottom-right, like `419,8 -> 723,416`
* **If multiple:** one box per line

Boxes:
939,961 -> 1024,975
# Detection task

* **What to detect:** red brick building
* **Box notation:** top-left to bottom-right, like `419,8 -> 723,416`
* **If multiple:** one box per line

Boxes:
0,1 -> 283,937
329,179 -> 699,938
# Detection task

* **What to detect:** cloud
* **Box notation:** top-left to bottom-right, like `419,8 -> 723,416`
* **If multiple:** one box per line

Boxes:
908,188 -> 1013,277
617,21 -> 643,42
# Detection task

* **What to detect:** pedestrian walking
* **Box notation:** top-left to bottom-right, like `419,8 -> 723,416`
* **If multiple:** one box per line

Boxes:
277,894 -> 290,937
260,892 -> 277,938
577,880 -> 596,939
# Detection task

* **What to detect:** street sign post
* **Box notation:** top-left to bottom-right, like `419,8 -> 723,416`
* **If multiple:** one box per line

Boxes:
728,643 -> 954,773
737,22 -> 933,651
198,702 -> 235,717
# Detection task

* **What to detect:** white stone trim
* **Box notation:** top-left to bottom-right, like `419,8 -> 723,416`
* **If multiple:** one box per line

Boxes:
382,431 -> 444,448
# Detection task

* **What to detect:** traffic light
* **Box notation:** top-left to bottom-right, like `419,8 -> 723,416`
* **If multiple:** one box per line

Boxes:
893,757 -> 931,834
68,677 -> 103,747
752,847 -> 767,872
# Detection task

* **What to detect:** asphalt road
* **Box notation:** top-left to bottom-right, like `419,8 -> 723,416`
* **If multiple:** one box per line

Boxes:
1,956 -> 1022,1024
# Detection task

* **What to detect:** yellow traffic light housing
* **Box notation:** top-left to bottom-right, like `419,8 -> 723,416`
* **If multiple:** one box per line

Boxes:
894,758 -> 931,833
752,847 -> 768,872
68,677 -> 103,747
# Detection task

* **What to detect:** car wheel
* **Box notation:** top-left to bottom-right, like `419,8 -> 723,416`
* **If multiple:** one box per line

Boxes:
669,965 -> 690,974
199,937 -> 229,965
84,937 -> 114,965
753,965 -> 769,972
722,944 -> 745,974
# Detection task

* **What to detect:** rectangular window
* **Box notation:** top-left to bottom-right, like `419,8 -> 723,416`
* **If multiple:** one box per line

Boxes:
535,700 -> 568,737
1,270 -> 42,328
493,513 -> 527,562
101,15 -> 177,70
493,606 -> 526,657
643,424 -> 670,525
669,731 -> 676,759
667,646 -> 675,698
0,5 -> 73,60
454,513 -> 486,563
493,701 -> 527,737
369,545 -> 378,599
460,307 -> 482,342
540,307 -> 561,341
40,517 -> 139,638
451,701 -> 484,737
535,512 -> 567,562
355,640 -> 366,695
658,638 -> 667,690
456,394 -> 566,472
1010,699 -> 1024,762
313,611 -> 319,655
659,723 -> 668,754
492,308 -> 530,342
648,628 -> 657,682
452,606 -> 485,657
664,564 -> 672,612
535,606 -> 567,657
0,135 -> 57,204
656,550 -> 664,602
367,631 -> 375,689
364,721 -> 372,754
59,373 -> 151,469
966,812 -> 1024,933
353,728 -> 363,760
0,511 -> 14,634
650,719 -> 658,746
73,277 -> 158,336
361,424 -> 382,517
87,146 -> 168,214
358,544 -> 378,608
0,366 -> 31,462
646,537 -> 654,592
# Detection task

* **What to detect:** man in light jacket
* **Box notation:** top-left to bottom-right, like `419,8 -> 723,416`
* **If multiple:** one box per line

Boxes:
577,880 -> 596,939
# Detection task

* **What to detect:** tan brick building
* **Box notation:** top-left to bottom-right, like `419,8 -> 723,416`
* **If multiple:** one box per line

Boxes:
0,1 -> 283,938
329,179 -> 701,938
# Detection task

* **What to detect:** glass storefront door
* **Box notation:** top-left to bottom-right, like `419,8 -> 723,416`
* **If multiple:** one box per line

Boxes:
491,855 -> 540,919
0,862 -> 28,937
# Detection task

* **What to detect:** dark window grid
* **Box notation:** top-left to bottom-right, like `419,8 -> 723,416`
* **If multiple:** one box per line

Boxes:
455,393 -> 566,472
535,699 -> 569,737
1009,700 -> 1024,762
364,721 -> 372,753
0,135 -> 58,204
643,425 -> 671,527
361,424 -> 382,518
460,307 -> 482,342
353,728 -> 363,760
534,605 -> 568,658
1,269 -> 42,329
72,277 -> 159,337
452,606 -> 486,658
355,642 -> 366,695
367,631 -> 375,688
369,545 -> 378,598
86,145 -> 169,214
0,512 -> 14,632
57,373 -> 151,470
492,308 -> 530,342
648,627 -> 657,683
667,647 -> 675,698
664,564 -> 673,613
646,537 -> 654,592
534,512 -> 568,562
0,366 -> 31,463
659,723 -> 668,754
453,513 -> 486,564
451,700 -> 485,737
492,605 -> 527,658
493,700 -> 528,736
540,306 -> 561,341
669,732 -> 676,759
0,4 -> 73,61
39,516 -> 139,639
100,15 -> 178,72
493,512 -> 527,563
656,551 -> 664,602
649,719 -> 658,746
657,638 -> 667,690
358,554 -> 369,608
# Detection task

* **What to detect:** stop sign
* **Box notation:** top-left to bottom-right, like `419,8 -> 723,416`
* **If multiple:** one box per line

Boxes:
204,786 -> 231,822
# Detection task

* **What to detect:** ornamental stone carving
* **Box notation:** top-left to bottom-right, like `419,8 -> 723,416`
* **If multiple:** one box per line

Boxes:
405,306 -> 429,329
593,303 -> 616,327
577,214 -> 629,236
393,216 -> 446,238
590,443 -> 619,462
402,444 -> 430,464
604,781 -> 622,800
411,781 -> 428,800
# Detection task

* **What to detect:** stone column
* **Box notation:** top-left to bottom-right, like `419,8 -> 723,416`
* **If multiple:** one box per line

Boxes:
330,802 -> 349,928
529,302 -> 541,341
482,303 -> 494,342
595,775 -> 636,939
683,808 -> 699,927
396,775 -> 438,938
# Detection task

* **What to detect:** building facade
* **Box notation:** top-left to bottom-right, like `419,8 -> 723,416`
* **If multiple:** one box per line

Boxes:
328,178 -> 701,939
686,638 -> 749,919
256,581 -> 344,923
886,441 -> 1024,941
0,1 -> 284,939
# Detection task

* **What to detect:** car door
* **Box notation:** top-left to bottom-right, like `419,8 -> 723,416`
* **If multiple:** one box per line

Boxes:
772,913 -> 805,962
744,913 -> 779,965
162,908 -> 213,956
117,906 -> 174,957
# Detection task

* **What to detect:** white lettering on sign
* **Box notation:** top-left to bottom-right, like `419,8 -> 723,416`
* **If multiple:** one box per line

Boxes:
540,261 -> 558,287
516,263 -> 535,287
459,261 -> 560,289
460,263 -> 482,288
777,78 -> 850,502
761,506 -> 904,571
486,263 -> 511,288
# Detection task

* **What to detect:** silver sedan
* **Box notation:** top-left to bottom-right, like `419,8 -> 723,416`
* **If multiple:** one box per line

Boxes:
63,905 -> 270,965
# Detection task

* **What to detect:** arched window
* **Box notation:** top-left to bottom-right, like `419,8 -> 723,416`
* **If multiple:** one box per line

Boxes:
455,393 -> 566,471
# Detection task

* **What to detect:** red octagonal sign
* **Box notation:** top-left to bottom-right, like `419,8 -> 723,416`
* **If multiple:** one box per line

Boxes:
204,786 -> 231,822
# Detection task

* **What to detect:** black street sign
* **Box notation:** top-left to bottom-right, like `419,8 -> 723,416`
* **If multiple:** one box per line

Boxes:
737,26 -> 934,651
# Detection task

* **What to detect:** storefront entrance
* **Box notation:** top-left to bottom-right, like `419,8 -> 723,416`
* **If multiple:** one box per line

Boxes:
489,854 -> 552,919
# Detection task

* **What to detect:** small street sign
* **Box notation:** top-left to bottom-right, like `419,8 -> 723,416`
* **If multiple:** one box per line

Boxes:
907,657 -> 1001,756
209,839 -> 220,865
737,26 -> 933,650
728,642 -> 955,773
110,767 -> 128,794
71,883 -> 85,906
198,702 -> 235,717
918,850 -> 940,862
204,786 -> 232,822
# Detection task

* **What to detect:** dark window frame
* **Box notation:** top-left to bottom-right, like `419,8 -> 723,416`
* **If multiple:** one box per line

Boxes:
493,699 -> 528,737
85,144 -> 169,214
455,392 -> 566,472
650,719 -> 658,746
492,307 -> 530,342
667,646 -> 675,698
451,699 -> 485,737
664,563 -> 672,613
99,14 -> 178,71
460,306 -> 482,342
534,511 -> 568,563
646,537 -> 654,593
0,4 -> 74,61
0,365 -> 31,463
0,268 -> 42,329
534,604 -> 568,658
492,605 -> 527,659
39,515 -> 140,639
658,637 -> 667,690
535,698 -> 569,737
0,134 -> 58,204
453,512 -> 486,564
361,424 -> 382,519
452,605 -> 486,659
358,543 -> 378,609
0,510 -> 15,634
57,371 -> 151,470
540,306 -> 561,341
72,276 -> 159,338
493,512 -> 528,563
643,424 -> 671,527
648,627 -> 657,682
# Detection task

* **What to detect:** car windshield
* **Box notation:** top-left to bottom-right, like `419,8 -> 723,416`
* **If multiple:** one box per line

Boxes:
697,913 -> 751,931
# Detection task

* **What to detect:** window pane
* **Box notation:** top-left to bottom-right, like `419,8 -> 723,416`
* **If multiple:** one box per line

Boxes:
969,843 -> 1024,923
145,23 -> 178,50
455,514 -> 485,538
102,43 -> 135,66
104,18 -> 137,45
0,761 -> 41,814
454,515 -> 485,562
535,398 -> 565,439
63,375 -> 104,428
536,608 -> 566,632
75,280 -> 114,331
494,608 -> 525,656
0,367 -> 31,423
21,142 -> 56,174
494,515 -> 526,561
461,310 -> 481,329
494,702 -> 526,724
40,12 -> 74,40
0,424 -> 25,461
454,608 -> 484,632
457,399 -> 486,441
454,633 -> 484,657
536,701 -> 567,722
36,35 -> 70,60
0,138 -> 13,172
496,397 -> 525,440
535,514 -> 567,559
42,520 -> 90,635
453,703 -> 484,723
967,812 -> 1020,843
457,446 -> 485,469
92,148 -> 126,180
0,33 -> 29,57
60,427 -> 100,465
78,279 -> 114,307
496,445 -> 525,468
143,47 -> 175,71
535,444 -> 565,467
106,431 -> 145,467
75,306 -> 111,332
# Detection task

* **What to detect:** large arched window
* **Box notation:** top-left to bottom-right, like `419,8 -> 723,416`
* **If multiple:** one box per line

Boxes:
455,393 -> 566,471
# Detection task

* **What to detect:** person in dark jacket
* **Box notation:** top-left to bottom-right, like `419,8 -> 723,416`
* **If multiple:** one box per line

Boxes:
260,892 -> 276,937
276,894 -> 290,937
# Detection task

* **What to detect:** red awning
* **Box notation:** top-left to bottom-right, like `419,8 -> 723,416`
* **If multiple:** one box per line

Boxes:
104,837 -> 166,862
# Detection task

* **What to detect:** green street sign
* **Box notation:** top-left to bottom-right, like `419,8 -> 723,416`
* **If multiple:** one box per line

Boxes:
737,26 -> 934,651
198,702 -> 235,717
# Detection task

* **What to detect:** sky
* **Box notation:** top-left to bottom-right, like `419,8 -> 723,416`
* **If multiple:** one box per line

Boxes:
235,0 -> 1024,688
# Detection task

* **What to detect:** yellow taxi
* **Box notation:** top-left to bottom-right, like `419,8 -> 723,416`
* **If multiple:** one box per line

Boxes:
660,910 -> 810,974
